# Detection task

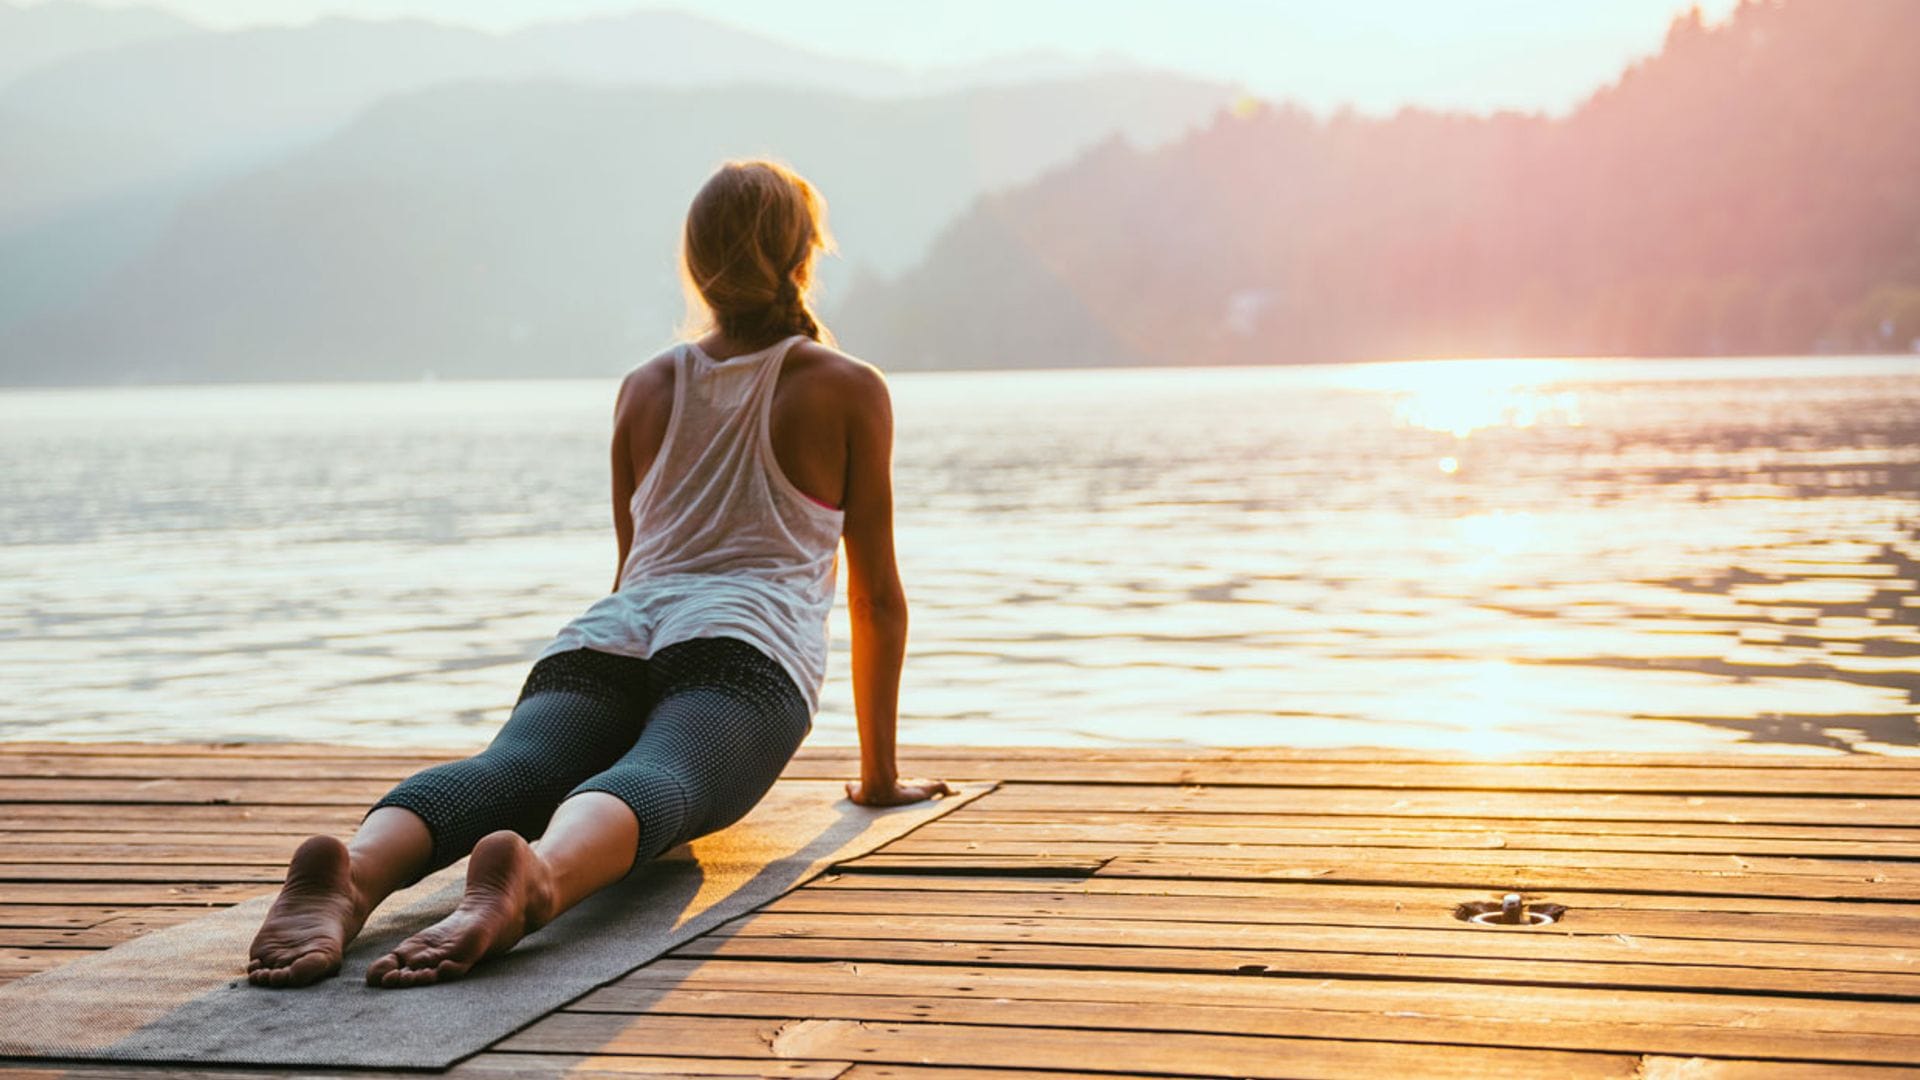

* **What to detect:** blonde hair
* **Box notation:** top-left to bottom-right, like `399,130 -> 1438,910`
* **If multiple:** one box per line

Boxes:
678,159 -> 835,346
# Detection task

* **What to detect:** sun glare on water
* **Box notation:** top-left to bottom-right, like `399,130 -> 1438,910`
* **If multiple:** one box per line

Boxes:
1331,358 -> 1588,439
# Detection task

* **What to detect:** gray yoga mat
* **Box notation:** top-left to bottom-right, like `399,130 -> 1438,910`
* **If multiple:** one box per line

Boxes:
0,779 -> 991,1068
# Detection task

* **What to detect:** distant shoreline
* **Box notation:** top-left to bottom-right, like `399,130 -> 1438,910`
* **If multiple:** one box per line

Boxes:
5,351 -> 1917,392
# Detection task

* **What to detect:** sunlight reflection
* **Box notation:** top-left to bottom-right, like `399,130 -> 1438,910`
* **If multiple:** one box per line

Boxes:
1455,510 -> 1536,554
1396,386 -> 1583,438
1421,661 -> 1548,757
1330,358 -> 1587,438
1444,510 -> 1543,578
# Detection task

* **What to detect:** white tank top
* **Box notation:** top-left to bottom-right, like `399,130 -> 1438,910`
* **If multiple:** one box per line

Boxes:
537,334 -> 845,714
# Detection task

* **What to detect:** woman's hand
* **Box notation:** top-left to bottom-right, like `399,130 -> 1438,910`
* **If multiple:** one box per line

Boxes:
846,777 -> 954,806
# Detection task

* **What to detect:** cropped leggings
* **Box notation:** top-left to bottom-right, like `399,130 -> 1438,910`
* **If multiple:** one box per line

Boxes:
367,637 -> 812,879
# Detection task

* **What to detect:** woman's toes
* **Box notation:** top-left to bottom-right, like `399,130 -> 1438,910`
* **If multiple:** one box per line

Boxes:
286,951 -> 334,984
365,953 -> 399,986
378,960 -> 417,988
373,949 -> 461,987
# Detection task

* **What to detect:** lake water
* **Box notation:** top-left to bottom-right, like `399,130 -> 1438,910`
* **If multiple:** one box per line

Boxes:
3,356 -> 1917,754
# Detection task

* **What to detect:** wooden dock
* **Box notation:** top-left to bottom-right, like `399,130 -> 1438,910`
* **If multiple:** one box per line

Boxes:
1,741 -> 1917,1078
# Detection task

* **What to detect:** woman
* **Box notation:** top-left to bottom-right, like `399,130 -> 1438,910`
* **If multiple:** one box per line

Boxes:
246,159 -> 950,990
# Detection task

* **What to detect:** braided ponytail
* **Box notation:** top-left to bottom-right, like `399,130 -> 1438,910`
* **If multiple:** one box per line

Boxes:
680,160 -> 835,347
773,274 -> 821,341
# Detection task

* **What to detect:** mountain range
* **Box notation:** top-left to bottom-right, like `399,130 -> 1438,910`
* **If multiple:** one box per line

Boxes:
4,0 -> 1915,384
0,2 -> 1232,383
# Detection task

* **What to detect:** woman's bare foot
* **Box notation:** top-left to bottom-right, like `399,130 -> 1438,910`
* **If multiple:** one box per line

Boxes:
365,830 -> 555,988
247,835 -> 370,988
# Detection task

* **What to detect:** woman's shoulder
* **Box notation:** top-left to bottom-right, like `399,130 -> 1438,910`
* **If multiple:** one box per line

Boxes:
788,339 -> 890,402
612,346 -> 681,422
622,344 -> 684,383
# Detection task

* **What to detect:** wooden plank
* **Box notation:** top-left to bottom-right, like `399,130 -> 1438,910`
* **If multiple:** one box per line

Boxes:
0,805 -> 364,832
956,808 -> 1920,842
899,829 -> 1920,859
0,1052 -> 852,1079
1091,855 -> 1920,901
0,908 -> 209,948
499,1012 -> 1643,1079
0,842 -> 310,865
831,851 -> 1920,901
834,854 -> 1106,877
0,742 -> 470,759
808,870 -> 1920,917
832,1069 -> 1139,1080
615,957 -> 1920,1037
4,831 -> 321,848
0,778 -> 390,805
831,746 -> 1920,770
0,906 -> 117,929
762,886 -> 1920,947
905,817 -> 1920,857
0,946 -> 76,984
0,863 -> 284,883
0,928 -> 114,948
16,742 -> 1919,768
0,882 -> 268,905
485,1057 -> 850,1079
0,754 -> 435,781
785,746 -> 1920,771
826,1067 -> 1920,1080
672,935 -> 1920,998
782,759 -> 1920,795
570,982 -> 1920,1065
979,783 -> 1920,826
883,835 -> 1920,874
705,911 -> 1920,977
1634,1060 -> 1920,1079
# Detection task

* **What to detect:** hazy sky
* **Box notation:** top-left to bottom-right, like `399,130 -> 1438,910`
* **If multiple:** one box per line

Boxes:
39,0 -> 1742,113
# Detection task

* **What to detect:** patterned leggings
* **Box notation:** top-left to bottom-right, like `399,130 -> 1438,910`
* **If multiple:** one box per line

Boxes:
367,637 -> 812,878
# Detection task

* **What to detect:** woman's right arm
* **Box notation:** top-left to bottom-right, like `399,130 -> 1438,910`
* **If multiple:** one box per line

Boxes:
608,356 -> 675,593
839,362 -> 951,807
608,370 -> 641,594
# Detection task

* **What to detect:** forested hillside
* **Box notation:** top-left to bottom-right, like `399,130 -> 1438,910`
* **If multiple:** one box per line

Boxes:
841,0 -> 1920,369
